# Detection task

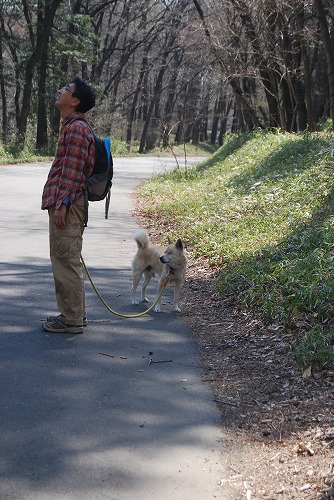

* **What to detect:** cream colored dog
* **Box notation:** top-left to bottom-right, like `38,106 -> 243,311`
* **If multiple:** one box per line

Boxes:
131,229 -> 187,312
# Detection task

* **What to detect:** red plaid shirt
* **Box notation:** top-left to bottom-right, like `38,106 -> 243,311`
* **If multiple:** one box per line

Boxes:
41,112 -> 95,210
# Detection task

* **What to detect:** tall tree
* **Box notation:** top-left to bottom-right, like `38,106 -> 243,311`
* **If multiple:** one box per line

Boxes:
17,0 -> 63,147
0,6 -> 7,143
314,0 -> 334,128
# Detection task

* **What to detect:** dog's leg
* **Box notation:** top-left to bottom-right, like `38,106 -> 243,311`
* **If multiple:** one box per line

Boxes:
172,282 -> 182,312
141,270 -> 152,303
131,272 -> 142,305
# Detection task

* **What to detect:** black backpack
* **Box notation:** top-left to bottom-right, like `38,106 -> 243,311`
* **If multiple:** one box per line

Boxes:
84,134 -> 113,227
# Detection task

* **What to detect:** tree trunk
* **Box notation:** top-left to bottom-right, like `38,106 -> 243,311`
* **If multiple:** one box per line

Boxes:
211,103 -> 219,145
234,0 -> 280,127
314,0 -> 334,128
162,54 -> 181,148
192,0 -> 261,129
293,78 -> 308,131
139,54 -> 167,153
212,91 -> 231,144
126,53 -> 149,147
313,49 -> 328,122
17,0 -> 63,149
36,44 -> 49,149
295,4 -> 316,131
0,13 -> 7,144
218,98 -> 232,145
139,99 -> 155,153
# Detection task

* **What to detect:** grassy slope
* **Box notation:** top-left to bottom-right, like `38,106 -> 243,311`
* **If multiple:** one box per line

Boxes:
137,130 -> 334,371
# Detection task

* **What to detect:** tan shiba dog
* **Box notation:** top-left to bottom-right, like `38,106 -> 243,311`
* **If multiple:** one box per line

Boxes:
131,229 -> 187,312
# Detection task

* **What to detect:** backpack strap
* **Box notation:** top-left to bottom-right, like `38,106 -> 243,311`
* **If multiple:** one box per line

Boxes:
104,137 -> 112,220
104,136 -> 111,156
84,187 -> 89,227
105,190 -> 111,220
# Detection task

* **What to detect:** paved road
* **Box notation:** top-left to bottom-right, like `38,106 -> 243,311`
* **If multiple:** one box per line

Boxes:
0,158 -> 232,499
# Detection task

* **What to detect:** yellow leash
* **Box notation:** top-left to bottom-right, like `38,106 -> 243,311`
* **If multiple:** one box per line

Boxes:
80,254 -> 169,319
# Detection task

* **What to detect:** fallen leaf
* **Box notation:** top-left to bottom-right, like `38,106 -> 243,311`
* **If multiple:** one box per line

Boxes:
302,366 -> 312,378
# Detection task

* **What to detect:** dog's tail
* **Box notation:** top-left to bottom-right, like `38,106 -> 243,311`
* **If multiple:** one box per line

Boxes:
133,229 -> 150,249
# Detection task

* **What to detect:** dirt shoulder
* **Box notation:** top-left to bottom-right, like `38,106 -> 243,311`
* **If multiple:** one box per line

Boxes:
182,256 -> 334,499
133,208 -> 334,499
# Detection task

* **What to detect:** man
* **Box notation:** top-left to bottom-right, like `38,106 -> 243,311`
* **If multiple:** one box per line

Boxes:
41,77 -> 96,334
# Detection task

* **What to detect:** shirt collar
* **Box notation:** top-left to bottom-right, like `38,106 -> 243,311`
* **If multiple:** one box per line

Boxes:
62,112 -> 86,126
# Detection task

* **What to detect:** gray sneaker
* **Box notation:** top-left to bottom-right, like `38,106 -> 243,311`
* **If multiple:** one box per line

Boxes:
42,319 -> 84,334
47,315 -> 88,327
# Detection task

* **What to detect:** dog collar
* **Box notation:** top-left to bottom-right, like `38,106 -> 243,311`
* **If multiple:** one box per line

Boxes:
167,265 -> 174,275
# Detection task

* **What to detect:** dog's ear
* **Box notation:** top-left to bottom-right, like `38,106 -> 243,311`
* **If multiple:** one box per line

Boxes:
175,239 -> 183,250
167,236 -> 173,244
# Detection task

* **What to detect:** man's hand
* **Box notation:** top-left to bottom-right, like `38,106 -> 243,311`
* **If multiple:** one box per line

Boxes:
54,204 -> 68,229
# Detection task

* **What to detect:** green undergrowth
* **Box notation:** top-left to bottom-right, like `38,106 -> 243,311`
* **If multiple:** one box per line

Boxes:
0,138 -> 128,164
0,138 -> 213,165
0,143 -> 54,164
137,129 -> 334,372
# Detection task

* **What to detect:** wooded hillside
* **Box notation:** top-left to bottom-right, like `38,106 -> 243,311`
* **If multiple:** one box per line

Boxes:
0,0 -> 333,151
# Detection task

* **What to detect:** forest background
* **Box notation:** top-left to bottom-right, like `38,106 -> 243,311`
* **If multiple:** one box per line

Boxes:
0,0 -> 334,156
